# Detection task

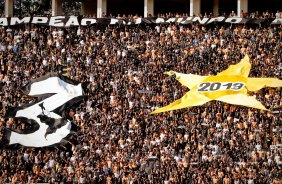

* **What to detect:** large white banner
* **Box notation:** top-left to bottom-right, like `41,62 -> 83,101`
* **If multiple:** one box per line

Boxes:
0,16 -> 280,27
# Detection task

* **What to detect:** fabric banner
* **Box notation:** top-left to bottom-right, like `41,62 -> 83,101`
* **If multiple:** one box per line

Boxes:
0,16 -> 280,27
151,55 -> 282,114
1,73 -> 85,148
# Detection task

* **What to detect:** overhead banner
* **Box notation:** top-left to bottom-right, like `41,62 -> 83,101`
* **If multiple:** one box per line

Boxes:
1,73 -> 84,148
151,55 -> 282,114
0,16 -> 280,27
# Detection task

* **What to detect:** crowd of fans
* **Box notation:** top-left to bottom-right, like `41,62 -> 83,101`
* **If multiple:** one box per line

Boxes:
0,9 -> 281,184
1,0 -> 282,19
107,10 -> 282,19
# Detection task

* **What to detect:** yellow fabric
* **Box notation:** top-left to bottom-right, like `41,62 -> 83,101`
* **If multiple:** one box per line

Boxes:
151,55 -> 282,114
217,94 -> 268,111
165,71 -> 207,89
246,78 -> 282,91
194,75 -> 248,100
151,90 -> 210,114
217,55 -> 251,77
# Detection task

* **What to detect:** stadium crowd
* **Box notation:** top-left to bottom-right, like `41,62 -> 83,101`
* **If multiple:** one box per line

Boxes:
0,10 -> 282,184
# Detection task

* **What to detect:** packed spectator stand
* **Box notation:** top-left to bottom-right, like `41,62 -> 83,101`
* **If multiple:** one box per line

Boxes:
0,9 -> 282,184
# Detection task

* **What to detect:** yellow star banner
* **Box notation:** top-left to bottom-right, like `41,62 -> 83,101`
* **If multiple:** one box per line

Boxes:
151,55 -> 282,114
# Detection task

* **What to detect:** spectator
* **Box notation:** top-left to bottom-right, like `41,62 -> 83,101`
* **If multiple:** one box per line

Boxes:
0,10 -> 282,183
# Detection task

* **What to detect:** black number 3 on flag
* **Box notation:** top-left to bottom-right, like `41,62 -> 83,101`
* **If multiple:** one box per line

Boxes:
1,73 -> 85,148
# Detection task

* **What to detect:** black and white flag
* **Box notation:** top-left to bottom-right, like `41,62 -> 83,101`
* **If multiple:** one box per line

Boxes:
0,16 -> 280,27
1,73 -> 84,148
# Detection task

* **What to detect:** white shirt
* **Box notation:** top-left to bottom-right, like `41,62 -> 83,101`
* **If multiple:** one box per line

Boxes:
255,144 -> 262,151
174,156 -> 180,163
43,59 -> 48,66
49,159 -> 55,168
23,153 -> 29,161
